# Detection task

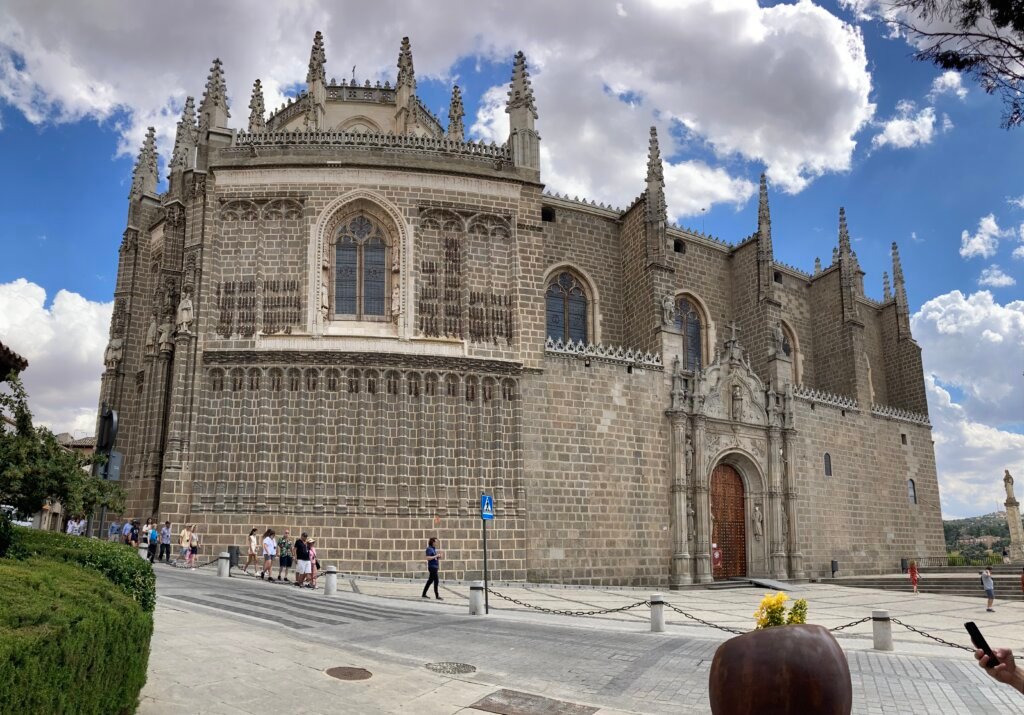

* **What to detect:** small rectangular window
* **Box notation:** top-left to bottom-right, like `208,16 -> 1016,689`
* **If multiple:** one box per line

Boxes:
541,206 -> 556,222
901,433 -> 907,445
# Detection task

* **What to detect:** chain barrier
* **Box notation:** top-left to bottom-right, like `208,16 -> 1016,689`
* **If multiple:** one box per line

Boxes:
890,617 -> 1024,660
829,616 -> 871,632
662,602 -> 747,635
486,588 -> 649,617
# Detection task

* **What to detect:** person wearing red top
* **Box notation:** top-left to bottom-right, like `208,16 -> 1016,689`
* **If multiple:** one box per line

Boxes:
909,560 -> 920,595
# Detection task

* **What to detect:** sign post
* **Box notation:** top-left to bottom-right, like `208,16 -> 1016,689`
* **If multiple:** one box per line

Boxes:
480,493 -> 494,614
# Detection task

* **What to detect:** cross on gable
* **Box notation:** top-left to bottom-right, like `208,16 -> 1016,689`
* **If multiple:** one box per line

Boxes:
727,321 -> 741,343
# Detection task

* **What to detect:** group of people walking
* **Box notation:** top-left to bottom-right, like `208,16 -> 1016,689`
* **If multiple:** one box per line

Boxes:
242,528 -> 321,589
103,517 -> 200,567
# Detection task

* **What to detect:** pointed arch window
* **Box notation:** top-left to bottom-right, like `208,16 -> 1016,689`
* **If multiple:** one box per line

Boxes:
546,271 -> 588,343
824,452 -> 833,478
675,296 -> 704,372
333,214 -> 389,320
908,479 -> 917,504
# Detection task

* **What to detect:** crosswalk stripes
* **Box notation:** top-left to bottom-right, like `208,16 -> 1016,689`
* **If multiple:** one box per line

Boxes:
162,588 -> 425,630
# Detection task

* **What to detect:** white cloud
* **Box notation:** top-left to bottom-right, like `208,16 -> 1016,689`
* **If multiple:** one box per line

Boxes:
959,213 -> 1010,259
926,376 -> 1024,518
1009,195 -> 1024,209
928,70 -> 967,101
978,265 -> 1016,287
910,230 -> 923,243
1014,245 -> 1024,260
913,290 -> 1024,428
871,100 -> 946,150
0,0 -> 876,213
0,279 -> 111,435
914,291 -> 1024,517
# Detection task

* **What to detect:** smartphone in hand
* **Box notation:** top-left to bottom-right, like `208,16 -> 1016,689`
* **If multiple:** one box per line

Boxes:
965,621 -> 997,668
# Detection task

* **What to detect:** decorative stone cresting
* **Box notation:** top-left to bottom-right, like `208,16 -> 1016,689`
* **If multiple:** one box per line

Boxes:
545,337 -> 663,369
792,384 -> 859,411
230,130 -> 511,162
870,403 -> 930,426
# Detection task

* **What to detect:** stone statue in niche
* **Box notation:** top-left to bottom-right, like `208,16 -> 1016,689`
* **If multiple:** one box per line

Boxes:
772,321 -> 785,356
176,288 -> 194,333
104,337 -> 123,369
158,319 -> 174,351
752,504 -> 764,542
145,312 -> 158,353
687,503 -> 696,539
661,293 -> 676,326
731,384 -> 744,421
685,437 -> 693,477
671,356 -> 686,410
1006,470 -> 1016,502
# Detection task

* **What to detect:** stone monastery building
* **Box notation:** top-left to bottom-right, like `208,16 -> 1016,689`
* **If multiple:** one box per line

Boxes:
99,32 -> 944,585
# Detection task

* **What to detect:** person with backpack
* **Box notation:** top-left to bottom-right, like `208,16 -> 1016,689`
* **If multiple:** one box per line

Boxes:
293,533 -> 312,588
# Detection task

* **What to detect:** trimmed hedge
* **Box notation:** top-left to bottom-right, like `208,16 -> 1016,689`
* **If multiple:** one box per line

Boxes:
0,558 -> 153,714
11,527 -> 156,612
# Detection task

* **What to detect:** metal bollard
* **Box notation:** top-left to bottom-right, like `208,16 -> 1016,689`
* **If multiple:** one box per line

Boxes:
217,552 -> 230,578
469,580 -> 486,615
872,609 -> 893,651
650,593 -> 665,633
324,565 -> 337,596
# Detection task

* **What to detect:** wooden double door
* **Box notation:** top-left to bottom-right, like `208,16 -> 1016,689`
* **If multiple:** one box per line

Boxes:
711,464 -> 747,580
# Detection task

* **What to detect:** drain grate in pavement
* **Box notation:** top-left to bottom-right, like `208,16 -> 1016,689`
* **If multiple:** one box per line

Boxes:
425,662 -> 477,675
469,689 -> 598,715
325,666 -> 372,681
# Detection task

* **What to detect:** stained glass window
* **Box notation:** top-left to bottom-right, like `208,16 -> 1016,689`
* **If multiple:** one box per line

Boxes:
546,271 -> 588,343
674,297 -> 703,371
334,214 -> 389,319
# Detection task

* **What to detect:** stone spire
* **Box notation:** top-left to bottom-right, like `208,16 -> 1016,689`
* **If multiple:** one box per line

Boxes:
396,36 -> 415,90
129,127 -> 158,199
838,207 -> 852,256
814,257 -> 822,274
882,271 -> 892,301
306,31 -> 326,85
645,126 -> 666,223
305,32 -> 327,131
447,85 -> 465,142
837,207 -> 860,322
395,37 -> 416,134
891,241 -> 910,323
248,80 -> 266,133
198,58 -> 230,132
506,51 -> 540,172
757,173 -> 775,302
170,97 -> 197,173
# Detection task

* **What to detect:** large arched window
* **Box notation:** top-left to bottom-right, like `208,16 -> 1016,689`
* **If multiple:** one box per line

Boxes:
546,271 -> 588,343
334,214 -> 389,320
675,296 -> 704,371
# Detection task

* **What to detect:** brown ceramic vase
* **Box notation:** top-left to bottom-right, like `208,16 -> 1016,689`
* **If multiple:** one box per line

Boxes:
708,624 -> 852,715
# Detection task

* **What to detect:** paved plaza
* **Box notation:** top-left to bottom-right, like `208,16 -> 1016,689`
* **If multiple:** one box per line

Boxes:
140,565 -> 1024,714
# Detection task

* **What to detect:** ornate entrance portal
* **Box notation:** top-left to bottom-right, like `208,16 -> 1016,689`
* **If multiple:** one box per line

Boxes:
711,464 -> 746,579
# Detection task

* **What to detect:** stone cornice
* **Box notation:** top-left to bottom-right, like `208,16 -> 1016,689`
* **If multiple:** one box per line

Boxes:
201,349 -> 523,375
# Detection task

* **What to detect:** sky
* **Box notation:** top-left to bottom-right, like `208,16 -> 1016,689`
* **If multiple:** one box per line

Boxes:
0,0 -> 1021,518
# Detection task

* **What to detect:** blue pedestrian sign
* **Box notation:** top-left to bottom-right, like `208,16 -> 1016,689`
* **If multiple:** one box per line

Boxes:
480,494 -> 495,520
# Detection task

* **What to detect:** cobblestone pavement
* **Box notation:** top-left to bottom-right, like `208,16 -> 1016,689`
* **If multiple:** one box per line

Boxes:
146,565 -> 1024,714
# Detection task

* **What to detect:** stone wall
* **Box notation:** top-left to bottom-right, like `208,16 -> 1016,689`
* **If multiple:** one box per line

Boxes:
791,399 -> 944,577
521,355 -> 671,585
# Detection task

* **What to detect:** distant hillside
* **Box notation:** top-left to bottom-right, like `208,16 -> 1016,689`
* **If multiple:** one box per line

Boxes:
944,511 -> 1011,552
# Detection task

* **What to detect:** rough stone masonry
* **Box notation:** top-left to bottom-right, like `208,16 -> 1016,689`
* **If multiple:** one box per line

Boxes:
97,31 -> 944,587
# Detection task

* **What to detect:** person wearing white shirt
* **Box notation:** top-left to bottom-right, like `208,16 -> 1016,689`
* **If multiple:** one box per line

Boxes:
260,529 -> 277,581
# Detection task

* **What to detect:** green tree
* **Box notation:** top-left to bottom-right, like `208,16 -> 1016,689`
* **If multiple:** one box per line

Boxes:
0,373 -> 124,547
891,0 -> 1024,127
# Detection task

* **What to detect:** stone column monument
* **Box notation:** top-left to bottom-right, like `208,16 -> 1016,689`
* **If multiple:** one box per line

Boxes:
1004,470 -> 1024,562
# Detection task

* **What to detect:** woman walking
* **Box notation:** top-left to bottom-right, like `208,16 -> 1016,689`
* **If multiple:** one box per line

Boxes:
178,524 -> 192,565
188,525 -> 200,570
277,529 -> 293,582
307,538 -> 319,589
908,560 -> 920,594
260,529 -> 277,581
421,537 -> 442,600
244,527 -> 259,575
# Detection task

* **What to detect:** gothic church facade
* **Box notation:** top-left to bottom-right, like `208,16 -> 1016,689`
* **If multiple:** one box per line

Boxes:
98,32 -> 944,585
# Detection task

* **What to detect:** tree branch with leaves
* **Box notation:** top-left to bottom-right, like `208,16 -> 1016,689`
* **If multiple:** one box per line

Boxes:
886,0 -> 1024,127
